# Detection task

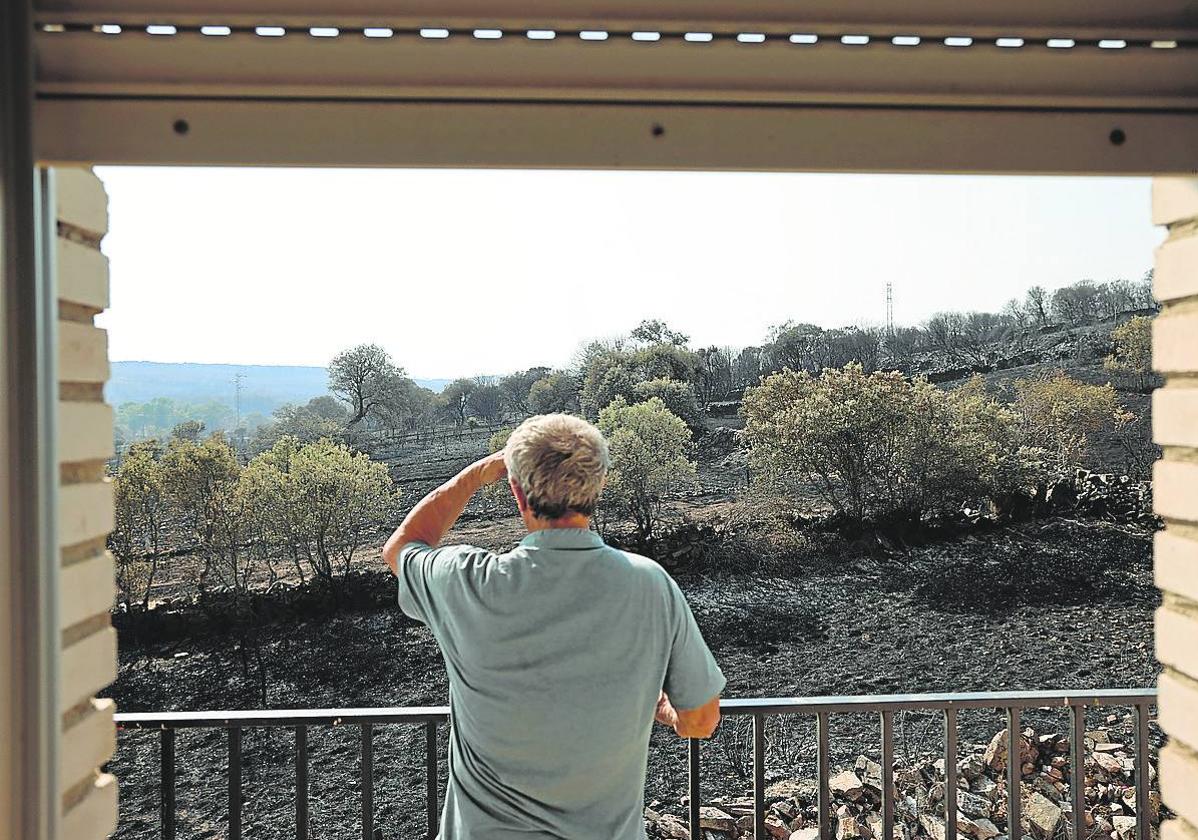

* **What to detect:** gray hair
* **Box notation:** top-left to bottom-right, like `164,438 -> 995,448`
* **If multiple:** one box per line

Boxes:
504,414 -> 609,520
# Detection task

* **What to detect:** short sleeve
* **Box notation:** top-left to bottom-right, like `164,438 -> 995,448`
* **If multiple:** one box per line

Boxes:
663,577 -> 726,711
396,540 -> 453,624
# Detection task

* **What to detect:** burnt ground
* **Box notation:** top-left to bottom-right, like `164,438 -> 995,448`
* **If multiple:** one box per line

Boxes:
105,514 -> 1159,840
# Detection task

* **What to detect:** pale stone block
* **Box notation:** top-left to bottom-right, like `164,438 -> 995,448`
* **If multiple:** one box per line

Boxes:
60,771 -> 117,840
55,168 -> 108,237
1154,387 -> 1198,448
1162,817 -> 1198,840
1161,670 -> 1198,758
58,480 -> 114,548
59,699 -> 115,794
58,321 -> 109,384
1154,177 -> 1198,227
1156,232 -> 1198,304
57,237 -> 109,311
1157,605 -> 1198,681
1161,742 -> 1198,828
60,551 -> 115,632
1154,460 -> 1198,523
58,401 -> 114,464
59,626 -> 116,712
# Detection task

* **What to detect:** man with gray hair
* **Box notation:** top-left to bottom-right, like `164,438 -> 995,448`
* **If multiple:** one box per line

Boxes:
383,413 -> 724,840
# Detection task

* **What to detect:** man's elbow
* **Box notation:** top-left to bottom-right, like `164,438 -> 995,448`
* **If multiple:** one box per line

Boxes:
676,701 -> 721,739
381,537 -> 401,575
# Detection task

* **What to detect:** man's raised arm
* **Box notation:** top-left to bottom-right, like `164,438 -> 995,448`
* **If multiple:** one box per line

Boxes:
382,451 -> 507,575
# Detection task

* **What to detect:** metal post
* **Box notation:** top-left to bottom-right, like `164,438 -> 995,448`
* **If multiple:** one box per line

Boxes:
229,728 -> 242,840
2,8 -> 58,831
945,709 -> 958,840
881,711 -> 895,840
296,726 -> 309,840
1007,708 -> 1022,840
426,721 -> 439,839
362,723 -> 374,840
161,729 -> 176,840
1135,704 -> 1151,840
753,714 -> 766,840
818,712 -> 831,840
688,738 -> 701,839
1071,706 -> 1086,840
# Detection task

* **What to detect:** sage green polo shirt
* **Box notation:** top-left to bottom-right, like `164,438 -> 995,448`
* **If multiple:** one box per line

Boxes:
397,528 -> 725,840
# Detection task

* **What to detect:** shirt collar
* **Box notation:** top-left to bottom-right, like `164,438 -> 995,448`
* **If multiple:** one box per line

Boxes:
519,528 -> 606,550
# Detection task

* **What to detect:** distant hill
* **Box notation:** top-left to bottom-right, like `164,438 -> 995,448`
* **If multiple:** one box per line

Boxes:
107,361 -> 450,415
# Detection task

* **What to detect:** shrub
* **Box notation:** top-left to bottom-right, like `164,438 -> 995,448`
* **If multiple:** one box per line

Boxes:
597,397 -> 697,543
1011,371 -> 1131,471
743,365 -> 1032,523
527,371 -> 580,414
110,440 -> 168,608
632,377 -> 703,427
242,437 -> 401,586
1104,315 -> 1154,391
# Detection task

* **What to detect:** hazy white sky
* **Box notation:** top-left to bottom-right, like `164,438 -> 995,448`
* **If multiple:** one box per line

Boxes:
95,167 -> 1160,380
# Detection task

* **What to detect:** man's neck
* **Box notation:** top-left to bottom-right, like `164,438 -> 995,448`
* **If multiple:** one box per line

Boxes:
524,512 -> 591,533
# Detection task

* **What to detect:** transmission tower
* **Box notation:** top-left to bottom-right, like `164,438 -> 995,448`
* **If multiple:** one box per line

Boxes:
233,372 -> 246,428
885,282 -> 895,336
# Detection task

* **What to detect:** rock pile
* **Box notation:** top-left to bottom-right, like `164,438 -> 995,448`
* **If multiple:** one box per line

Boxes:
645,723 -> 1157,840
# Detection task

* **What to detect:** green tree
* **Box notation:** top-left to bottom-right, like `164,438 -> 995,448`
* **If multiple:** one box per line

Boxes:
441,378 -> 477,427
466,382 -> 504,422
632,377 -> 702,428
329,343 -> 405,425
630,318 -> 690,347
1104,315 -> 1154,391
159,433 -> 247,593
251,396 -> 349,453
499,367 -> 551,415
109,440 -> 168,608
597,397 -> 696,543
528,371 -> 579,414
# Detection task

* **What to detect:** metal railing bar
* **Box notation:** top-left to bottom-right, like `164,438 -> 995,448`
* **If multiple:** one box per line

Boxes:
161,728 -> 176,840
688,738 -> 700,840
880,711 -> 894,840
229,727 -> 242,840
296,726 -> 309,840
719,688 -> 1156,716
361,723 -> 374,840
752,714 -> 766,840
1006,708 -> 1021,840
690,738 -> 699,834
425,721 -> 439,839
113,689 -> 1157,730
817,711 -> 830,840
945,708 -> 958,840
1071,705 -> 1086,840
1135,703 -> 1151,840
117,706 -> 452,729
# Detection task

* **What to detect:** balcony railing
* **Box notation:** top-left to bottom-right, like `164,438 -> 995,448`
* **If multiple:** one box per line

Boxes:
114,687 -> 1157,840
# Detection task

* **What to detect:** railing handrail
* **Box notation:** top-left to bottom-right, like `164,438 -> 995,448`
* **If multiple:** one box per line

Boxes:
113,686 -> 1156,729
117,686 -> 1160,840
